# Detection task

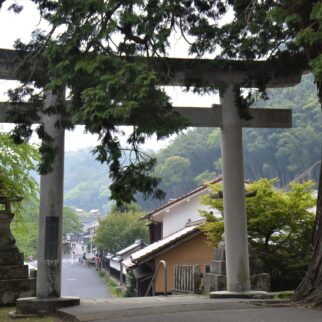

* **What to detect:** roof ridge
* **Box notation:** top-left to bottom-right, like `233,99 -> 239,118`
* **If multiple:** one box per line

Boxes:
141,176 -> 222,220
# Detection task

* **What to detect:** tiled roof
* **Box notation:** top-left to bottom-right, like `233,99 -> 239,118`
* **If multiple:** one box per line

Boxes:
116,239 -> 146,256
141,177 -> 222,220
130,223 -> 202,264
122,258 -> 135,268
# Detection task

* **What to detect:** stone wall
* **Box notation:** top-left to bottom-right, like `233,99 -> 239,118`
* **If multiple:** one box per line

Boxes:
204,239 -> 270,293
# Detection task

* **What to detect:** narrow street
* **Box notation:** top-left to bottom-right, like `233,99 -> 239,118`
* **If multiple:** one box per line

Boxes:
61,244 -> 112,299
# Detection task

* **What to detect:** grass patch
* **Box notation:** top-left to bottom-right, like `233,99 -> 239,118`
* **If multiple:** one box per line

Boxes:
98,270 -> 124,298
0,307 -> 62,322
273,290 -> 294,300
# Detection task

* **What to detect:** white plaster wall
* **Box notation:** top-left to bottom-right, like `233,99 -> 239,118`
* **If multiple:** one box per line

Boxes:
122,254 -> 131,274
110,259 -> 121,271
162,191 -> 212,238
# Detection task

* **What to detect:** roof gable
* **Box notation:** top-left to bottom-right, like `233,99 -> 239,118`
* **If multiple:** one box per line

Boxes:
142,177 -> 222,222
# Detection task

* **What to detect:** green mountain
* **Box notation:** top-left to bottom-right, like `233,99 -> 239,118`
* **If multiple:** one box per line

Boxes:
64,149 -> 113,213
63,74 -> 321,212
137,74 -> 321,209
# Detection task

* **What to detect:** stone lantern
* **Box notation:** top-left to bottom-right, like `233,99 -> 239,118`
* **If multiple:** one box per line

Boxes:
0,187 -> 36,305
0,194 -> 22,250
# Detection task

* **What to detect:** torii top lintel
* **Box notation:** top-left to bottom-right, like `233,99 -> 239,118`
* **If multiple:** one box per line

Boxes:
0,48 -> 308,88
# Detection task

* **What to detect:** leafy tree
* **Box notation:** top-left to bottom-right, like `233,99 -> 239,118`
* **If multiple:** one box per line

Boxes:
12,199 -> 39,258
1,0 -> 189,205
200,179 -> 316,291
0,130 -> 39,258
63,206 -> 82,235
64,148 -> 113,212
94,204 -> 148,254
59,75 -> 321,213
12,202 -> 82,258
155,155 -> 191,197
137,76 -> 321,211
159,128 -> 219,176
172,0 -> 322,303
136,127 -> 219,210
194,170 -> 217,186
1,0 -> 322,302
0,130 -> 39,218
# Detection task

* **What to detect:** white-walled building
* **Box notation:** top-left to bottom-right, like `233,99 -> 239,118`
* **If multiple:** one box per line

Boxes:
124,177 -> 222,296
142,177 -> 221,242
109,239 -> 146,282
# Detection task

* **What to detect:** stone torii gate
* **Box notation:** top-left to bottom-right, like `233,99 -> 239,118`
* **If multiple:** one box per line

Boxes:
0,48 -> 305,312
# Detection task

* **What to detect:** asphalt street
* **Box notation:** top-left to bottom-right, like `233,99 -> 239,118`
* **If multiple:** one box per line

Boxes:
55,245 -> 322,322
61,252 -> 112,299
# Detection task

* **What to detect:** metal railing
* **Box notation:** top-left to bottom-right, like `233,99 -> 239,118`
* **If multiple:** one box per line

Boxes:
144,260 -> 167,296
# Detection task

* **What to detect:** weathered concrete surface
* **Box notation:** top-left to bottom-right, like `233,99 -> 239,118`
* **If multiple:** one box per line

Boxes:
15,296 -> 80,314
57,296 -> 322,322
57,297 -> 256,321
87,307 -> 322,322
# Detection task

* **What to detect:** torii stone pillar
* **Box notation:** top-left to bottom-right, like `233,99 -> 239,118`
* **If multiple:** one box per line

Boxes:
0,48 -> 303,303
0,96 -> 292,300
14,91 -> 80,314
220,85 -> 250,292
36,90 -> 65,298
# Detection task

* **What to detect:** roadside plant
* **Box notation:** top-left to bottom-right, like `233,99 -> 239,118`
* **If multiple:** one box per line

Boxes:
200,179 -> 316,290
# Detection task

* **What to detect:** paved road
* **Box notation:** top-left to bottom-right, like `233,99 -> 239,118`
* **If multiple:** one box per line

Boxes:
99,307 -> 322,322
61,253 -> 112,299
58,297 -> 322,322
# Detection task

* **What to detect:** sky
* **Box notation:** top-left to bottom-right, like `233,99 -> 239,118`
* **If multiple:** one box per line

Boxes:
0,1 -> 219,152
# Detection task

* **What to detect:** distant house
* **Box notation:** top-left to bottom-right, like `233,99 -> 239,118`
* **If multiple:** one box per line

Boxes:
89,209 -> 101,216
109,239 -> 146,283
82,220 -> 99,253
125,178 -> 222,296
83,220 -> 99,236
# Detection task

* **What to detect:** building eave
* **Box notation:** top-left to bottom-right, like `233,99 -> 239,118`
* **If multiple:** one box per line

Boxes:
141,177 -> 222,221
131,226 -> 203,266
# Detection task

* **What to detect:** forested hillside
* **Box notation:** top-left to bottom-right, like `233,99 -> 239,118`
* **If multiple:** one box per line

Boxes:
137,74 -> 321,210
64,149 -> 113,213
64,74 -> 321,212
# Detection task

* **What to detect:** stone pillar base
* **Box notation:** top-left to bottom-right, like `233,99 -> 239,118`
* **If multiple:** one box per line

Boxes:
0,278 -> 36,305
12,296 -> 80,315
203,273 -> 226,293
0,248 -> 36,305
203,239 -> 271,293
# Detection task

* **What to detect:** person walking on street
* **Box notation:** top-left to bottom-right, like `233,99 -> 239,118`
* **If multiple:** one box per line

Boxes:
95,254 -> 101,270
82,252 -> 87,266
71,251 -> 75,265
